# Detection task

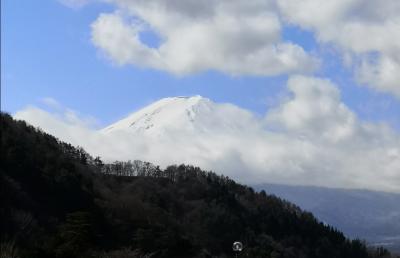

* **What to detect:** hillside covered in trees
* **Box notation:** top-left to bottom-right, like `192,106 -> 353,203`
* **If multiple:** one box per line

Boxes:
1,112 -> 397,258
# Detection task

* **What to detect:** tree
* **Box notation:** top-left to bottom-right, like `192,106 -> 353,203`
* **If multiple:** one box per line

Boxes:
55,212 -> 93,258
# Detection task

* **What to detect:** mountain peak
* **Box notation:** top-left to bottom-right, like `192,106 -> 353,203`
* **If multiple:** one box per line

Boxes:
174,95 -> 203,99
100,95 -> 254,136
101,95 -> 214,135
168,95 -> 211,104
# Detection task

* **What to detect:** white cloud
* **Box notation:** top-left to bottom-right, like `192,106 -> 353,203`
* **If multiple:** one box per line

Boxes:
41,97 -> 63,109
277,0 -> 400,98
61,0 -> 400,98
58,0 -> 92,8
14,76 -> 400,193
14,106 -> 97,148
355,54 -> 400,97
90,0 -> 318,76
266,76 -> 357,141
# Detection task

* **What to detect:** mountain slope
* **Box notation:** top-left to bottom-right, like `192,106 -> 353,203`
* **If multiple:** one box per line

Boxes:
101,95 -> 257,137
1,112 -> 392,258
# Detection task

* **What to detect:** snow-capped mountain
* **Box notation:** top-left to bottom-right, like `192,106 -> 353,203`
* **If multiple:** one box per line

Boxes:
101,95 -> 257,137
17,94 -> 399,194
96,96 -> 400,252
14,95 -> 400,251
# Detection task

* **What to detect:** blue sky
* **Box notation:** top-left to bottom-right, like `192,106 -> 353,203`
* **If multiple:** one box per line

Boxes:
5,0 -> 400,192
2,0 -> 400,129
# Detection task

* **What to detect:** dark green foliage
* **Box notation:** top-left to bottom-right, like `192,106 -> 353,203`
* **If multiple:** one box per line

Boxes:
54,212 -> 94,257
1,113 -> 398,258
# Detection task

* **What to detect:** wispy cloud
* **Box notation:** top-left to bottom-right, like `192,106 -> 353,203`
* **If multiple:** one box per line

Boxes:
58,0 -> 92,9
41,97 -> 63,110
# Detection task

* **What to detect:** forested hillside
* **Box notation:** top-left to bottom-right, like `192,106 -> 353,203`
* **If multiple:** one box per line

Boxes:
254,184 -> 400,252
1,113 -> 396,258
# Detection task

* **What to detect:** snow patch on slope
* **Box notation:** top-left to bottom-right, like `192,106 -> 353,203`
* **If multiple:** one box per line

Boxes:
101,95 -> 258,137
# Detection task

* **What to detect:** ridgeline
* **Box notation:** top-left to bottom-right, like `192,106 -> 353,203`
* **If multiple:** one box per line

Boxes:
1,113 -> 396,258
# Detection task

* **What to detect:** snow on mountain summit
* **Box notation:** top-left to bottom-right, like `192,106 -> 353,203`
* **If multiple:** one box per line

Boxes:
101,95 -> 256,137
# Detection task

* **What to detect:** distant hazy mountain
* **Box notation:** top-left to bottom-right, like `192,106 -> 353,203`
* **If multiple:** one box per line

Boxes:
254,184 -> 400,252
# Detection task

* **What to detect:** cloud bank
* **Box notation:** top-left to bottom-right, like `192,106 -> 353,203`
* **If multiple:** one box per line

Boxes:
278,0 -> 400,98
14,76 -> 400,193
90,0 -> 319,76
79,0 -> 400,99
